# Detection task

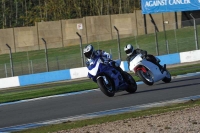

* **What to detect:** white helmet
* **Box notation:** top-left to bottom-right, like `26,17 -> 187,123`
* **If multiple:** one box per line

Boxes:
124,44 -> 134,56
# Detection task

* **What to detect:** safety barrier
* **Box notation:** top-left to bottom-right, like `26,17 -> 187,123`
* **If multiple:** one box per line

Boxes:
0,50 -> 199,89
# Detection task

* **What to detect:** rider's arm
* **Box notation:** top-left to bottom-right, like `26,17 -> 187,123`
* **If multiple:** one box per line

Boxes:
85,60 -> 90,67
97,50 -> 112,61
136,49 -> 147,56
101,51 -> 112,60
86,59 -> 94,66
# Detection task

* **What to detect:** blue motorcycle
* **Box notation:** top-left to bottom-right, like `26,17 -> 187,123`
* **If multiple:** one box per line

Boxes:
87,56 -> 137,97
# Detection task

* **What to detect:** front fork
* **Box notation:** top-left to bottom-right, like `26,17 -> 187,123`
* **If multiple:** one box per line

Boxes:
97,76 -> 109,85
102,76 -> 109,85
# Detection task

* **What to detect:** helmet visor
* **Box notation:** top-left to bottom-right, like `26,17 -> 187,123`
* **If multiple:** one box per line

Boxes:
125,49 -> 133,55
84,50 -> 93,59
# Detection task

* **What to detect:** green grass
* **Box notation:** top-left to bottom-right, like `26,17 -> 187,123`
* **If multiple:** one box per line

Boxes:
16,99 -> 200,133
169,65 -> 200,76
0,82 -> 97,103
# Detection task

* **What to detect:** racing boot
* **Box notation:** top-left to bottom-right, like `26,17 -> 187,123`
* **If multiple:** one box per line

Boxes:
158,64 -> 166,74
162,64 -> 166,73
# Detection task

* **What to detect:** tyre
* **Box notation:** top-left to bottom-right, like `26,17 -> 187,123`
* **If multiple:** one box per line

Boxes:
162,69 -> 171,83
123,72 -> 137,93
97,76 -> 115,97
136,70 -> 154,85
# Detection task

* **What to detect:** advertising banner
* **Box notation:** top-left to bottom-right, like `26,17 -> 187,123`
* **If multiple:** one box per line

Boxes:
141,0 -> 200,14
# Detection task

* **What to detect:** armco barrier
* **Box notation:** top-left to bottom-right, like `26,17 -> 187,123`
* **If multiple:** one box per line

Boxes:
156,53 -> 181,65
18,69 -> 71,86
0,50 -> 199,89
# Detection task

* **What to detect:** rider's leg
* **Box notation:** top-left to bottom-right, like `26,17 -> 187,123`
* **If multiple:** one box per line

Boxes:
110,61 -> 126,79
146,55 -> 166,73
115,66 -> 127,80
153,57 -> 166,73
157,63 -> 166,73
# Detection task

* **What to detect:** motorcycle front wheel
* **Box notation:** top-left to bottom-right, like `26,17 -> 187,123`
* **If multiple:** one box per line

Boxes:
97,76 -> 115,97
136,70 -> 154,85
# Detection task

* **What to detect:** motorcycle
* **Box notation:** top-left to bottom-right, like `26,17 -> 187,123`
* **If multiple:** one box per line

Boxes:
129,54 -> 171,85
87,56 -> 137,97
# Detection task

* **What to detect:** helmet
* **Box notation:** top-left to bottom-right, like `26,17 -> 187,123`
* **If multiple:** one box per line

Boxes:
124,44 -> 134,56
83,44 -> 95,59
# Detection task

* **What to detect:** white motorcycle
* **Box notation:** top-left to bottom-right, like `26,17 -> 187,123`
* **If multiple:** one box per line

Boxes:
129,54 -> 171,85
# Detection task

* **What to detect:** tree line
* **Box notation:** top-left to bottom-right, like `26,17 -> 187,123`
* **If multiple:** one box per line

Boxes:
0,0 -> 141,29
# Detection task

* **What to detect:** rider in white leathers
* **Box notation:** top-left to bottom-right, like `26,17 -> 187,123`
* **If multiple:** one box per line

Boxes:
83,44 -> 124,81
83,44 -> 111,66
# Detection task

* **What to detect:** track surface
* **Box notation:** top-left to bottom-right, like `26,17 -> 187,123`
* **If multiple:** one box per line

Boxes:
0,74 -> 200,129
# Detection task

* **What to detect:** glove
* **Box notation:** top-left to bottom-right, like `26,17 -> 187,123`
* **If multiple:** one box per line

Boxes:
109,61 -> 117,67
104,60 -> 109,64
142,54 -> 146,59
103,57 -> 110,65
85,61 -> 90,67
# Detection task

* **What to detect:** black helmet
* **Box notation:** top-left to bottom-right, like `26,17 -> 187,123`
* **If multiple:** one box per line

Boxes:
83,44 -> 95,59
124,44 -> 134,56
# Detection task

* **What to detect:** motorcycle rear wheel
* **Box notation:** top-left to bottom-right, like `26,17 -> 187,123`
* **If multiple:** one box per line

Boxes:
136,70 -> 154,85
97,76 -> 115,97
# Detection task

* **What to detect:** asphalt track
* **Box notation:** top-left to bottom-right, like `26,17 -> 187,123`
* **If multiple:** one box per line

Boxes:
0,73 -> 200,132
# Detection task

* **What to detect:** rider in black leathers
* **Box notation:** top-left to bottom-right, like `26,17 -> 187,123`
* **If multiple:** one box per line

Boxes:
124,44 -> 166,73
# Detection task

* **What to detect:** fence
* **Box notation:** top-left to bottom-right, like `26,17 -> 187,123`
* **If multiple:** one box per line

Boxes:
0,18 -> 200,78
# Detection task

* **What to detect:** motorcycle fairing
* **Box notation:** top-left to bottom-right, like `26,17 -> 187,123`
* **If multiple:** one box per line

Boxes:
129,54 -> 167,82
129,54 -> 143,73
140,60 -> 166,82
87,57 -> 127,90
88,59 -> 101,76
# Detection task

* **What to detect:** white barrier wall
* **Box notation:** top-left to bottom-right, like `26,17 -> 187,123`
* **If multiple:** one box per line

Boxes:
70,67 -> 88,79
180,50 -> 200,63
0,77 -> 20,89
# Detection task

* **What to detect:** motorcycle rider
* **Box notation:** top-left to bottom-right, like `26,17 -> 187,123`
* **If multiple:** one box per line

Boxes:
124,44 -> 166,73
83,44 -> 111,66
83,44 -> 125,80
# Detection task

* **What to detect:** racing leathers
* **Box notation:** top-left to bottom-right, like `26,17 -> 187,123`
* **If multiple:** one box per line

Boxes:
126,49 -> 166,73
86,50 -> 111,66
86,50 -> 124,82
